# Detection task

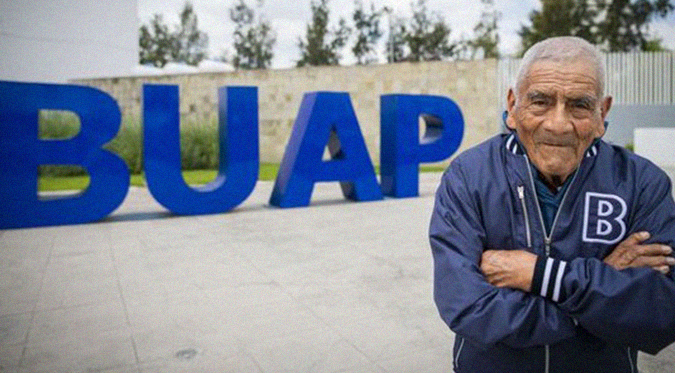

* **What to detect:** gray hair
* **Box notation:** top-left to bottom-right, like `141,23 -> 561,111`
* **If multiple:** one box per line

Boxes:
514,36 -> 606,97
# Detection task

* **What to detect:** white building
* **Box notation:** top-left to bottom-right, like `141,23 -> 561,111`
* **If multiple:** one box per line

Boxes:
0,0 -> 138,83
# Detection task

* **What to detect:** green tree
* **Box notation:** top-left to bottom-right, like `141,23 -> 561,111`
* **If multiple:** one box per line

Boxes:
465,0 -> 501,59
642,37 -> 669,51
173,2 -> 209,65
297,0 -> 351,67
405,0 -> 456,61
519,0 -> 597,53
598,0 -> 674,52
139,14 -> 175,67
352,1 -> 385,65
230,0 -> 277,69
519,0 -> 674,53
139,2 -> 208,67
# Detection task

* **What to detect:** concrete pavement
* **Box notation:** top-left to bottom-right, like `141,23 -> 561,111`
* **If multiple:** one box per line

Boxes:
1,173 -> 674,372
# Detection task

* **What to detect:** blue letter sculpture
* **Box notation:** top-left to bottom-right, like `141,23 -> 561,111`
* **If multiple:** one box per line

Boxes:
0,82 -> 129,228
380,94 -> 464,197
143,85 -> 258,214
270,92 -> 382,208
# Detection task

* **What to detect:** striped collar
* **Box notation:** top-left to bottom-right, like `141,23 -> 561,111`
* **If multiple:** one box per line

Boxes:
505,132 -> 524,155
504,132 -> 600,158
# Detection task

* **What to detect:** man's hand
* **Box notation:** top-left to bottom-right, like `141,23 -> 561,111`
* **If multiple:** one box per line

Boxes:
604,231 -> 674,274
481,250 -> 538,292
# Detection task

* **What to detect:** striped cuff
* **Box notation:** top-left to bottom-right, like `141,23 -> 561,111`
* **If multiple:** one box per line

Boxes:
531,256 -> 569,302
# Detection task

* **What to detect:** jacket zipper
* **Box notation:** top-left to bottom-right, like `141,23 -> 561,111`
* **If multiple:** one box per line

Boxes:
627,347 -> 636,373
522,155 -> 581,373
455,336 -> 465,371
517,186 -> 532,249
523,156 -> 580,256
518,181 -> 548,373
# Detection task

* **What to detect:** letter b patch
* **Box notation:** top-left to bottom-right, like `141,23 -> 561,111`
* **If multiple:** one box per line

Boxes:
583,192 -> 627,244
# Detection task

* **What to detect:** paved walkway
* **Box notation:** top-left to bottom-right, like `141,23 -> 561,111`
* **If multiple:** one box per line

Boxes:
1,173 -> 674,372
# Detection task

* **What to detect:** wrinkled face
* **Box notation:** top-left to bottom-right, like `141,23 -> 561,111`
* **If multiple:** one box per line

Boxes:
506,59 -> 612,186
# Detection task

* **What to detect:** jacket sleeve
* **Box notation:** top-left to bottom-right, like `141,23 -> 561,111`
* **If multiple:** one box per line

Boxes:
429,159 -> 578,348
529,168 -> 675,354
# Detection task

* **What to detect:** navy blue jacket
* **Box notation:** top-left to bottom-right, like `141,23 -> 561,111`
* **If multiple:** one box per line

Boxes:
429,133 -> 675,373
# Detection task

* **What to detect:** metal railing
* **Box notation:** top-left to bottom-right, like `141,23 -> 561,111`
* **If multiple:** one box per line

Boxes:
497,52 -> 675,110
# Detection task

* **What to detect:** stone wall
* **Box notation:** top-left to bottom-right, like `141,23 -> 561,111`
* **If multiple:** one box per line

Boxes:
75,59 -> 501,165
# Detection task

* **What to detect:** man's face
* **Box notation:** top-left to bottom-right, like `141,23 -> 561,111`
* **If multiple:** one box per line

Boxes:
506,59 -> 612,186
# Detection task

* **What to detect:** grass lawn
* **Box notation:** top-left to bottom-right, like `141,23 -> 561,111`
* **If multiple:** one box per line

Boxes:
37,163 -> 281,192
37,163 -> 446,192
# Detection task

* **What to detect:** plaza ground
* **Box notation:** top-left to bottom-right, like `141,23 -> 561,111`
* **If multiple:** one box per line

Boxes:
1,173 -> 674,372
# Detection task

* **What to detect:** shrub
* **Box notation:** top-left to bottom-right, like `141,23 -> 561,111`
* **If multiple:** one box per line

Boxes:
37,111 -> 221,176
104,117 -> 143,174
180,118 -> 220,170
38,110 -> 86,176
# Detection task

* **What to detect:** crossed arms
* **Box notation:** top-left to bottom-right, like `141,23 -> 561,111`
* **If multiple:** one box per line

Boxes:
430,158 -> 675,354
482,231 -> 674,293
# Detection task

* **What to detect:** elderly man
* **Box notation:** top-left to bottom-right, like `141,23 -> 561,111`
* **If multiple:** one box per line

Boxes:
429,36 -> 675,373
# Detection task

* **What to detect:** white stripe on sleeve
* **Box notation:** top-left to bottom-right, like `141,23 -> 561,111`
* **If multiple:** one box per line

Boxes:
552,261 -> 567,302
540,258 -> 554,298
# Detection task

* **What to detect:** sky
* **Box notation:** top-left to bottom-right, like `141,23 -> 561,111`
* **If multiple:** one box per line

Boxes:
138,0 -> 675,69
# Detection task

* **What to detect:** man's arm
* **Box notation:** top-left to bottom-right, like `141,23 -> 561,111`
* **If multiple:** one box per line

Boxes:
430,160 -> 577,348
603,231 -> 674,273
481,231 -> 674,293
